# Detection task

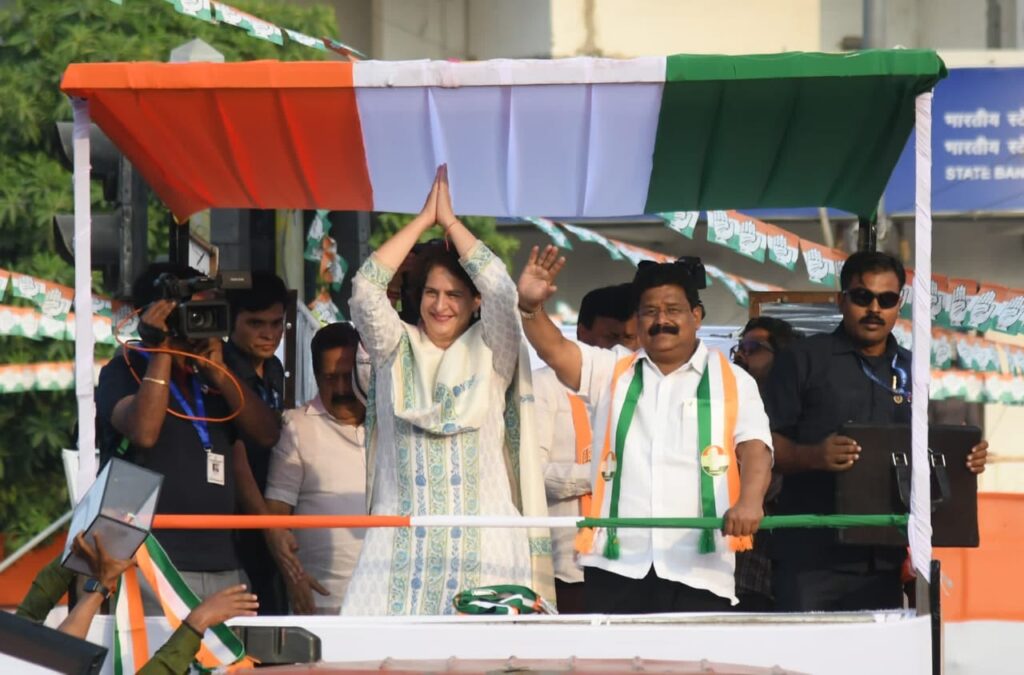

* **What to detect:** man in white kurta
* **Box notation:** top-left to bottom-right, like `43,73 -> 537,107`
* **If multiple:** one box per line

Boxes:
575,338 -> 771,608
265,322 -> 367,614
519,251 -> 774,612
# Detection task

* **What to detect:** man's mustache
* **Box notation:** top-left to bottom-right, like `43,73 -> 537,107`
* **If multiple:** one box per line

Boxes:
331,394 -> 359,404
860,314 -> 885,326
648,323 -> 680,336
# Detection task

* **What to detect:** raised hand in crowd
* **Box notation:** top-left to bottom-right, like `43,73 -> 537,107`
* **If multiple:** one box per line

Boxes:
184,584 -> 259,635
74,531 -> 135,594
58,532 -> 135,639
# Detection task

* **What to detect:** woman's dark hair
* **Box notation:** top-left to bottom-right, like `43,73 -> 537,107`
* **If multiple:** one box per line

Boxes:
840,251 -> 906,291
311,322 -> 361,377
741,316 -> 802,352
407,241 -> 480,321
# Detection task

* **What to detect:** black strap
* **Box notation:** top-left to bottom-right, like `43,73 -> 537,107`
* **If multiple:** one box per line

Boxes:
892,451 -> 952,512
930,450 -> 952,508
892,452 -> 912,509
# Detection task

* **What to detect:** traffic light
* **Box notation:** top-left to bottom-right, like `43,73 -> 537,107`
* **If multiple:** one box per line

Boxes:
53,122 -> 148,299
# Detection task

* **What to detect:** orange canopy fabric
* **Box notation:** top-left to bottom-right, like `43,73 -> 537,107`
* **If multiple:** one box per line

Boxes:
61,62 -> 373,220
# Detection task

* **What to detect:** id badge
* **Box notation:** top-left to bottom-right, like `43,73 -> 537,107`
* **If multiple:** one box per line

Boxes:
207,451 -> 226,486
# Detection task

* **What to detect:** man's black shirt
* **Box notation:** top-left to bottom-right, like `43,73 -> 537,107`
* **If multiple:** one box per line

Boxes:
765,326 -> 912,566
96,350 -> 240,572
223,340 -> 284,492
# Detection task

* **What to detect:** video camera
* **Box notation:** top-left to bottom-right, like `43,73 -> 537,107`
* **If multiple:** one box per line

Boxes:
154,271 -> 251,340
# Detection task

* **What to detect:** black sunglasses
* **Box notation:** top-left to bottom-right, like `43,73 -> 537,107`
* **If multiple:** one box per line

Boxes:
729,339 -> 774,360
844,287 -> 901,310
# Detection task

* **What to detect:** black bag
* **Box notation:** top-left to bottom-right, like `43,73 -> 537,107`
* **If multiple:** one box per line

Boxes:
834,423 -> 980,547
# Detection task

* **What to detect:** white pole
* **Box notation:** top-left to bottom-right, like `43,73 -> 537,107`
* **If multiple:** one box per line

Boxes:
71,98 -> 97,503
910,91 -> 934,581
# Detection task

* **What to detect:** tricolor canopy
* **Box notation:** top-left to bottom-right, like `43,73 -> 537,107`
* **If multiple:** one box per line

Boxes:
61,50 -> 945,221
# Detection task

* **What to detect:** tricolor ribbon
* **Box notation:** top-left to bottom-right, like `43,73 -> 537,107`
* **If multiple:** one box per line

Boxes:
112,535 -> 250,675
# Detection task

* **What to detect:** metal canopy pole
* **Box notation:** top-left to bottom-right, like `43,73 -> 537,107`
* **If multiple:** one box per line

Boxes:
911,90 -> 937,672
71,98 -> 97,501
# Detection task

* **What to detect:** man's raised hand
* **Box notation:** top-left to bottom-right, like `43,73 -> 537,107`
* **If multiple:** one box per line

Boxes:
517,245 -> 566,312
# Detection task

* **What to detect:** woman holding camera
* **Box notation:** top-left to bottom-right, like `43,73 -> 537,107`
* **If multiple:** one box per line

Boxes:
342,166 -> 552,615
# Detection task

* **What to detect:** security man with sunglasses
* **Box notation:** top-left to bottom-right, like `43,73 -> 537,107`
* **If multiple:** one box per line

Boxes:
765,251 -> 988,612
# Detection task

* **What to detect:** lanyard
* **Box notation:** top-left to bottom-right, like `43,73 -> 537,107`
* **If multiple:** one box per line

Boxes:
254,380 -> 281,411
168,374 -> 213,452
858,352 -> 912,402
138,351 -> 213,451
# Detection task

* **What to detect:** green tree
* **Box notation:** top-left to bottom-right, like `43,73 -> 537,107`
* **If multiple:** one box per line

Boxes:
0,0 -> 336,548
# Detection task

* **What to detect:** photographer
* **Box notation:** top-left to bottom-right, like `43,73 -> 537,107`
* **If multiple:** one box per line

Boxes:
96,263 -> 280,608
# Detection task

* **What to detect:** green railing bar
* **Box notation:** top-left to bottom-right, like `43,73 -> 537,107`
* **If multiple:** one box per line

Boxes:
577,514 -> 909,530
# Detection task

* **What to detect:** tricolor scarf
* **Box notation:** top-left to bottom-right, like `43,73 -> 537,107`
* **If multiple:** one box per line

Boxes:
575,349 -> 752,557
453,584 -> 557,615
112,535 -> 251,674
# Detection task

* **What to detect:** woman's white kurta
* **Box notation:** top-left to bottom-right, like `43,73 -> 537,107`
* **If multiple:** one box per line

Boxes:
342,243 -> 533,615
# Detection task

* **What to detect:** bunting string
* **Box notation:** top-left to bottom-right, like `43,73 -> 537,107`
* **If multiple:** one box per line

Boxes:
109,0 -> 365,58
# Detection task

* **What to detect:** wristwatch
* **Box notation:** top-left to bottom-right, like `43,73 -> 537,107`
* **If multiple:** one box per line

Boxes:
83,577 -> 112,599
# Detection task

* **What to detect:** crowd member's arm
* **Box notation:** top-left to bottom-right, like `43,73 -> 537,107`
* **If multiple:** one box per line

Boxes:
535,370 -> 591,500
58,533 -> 134,640
435,168 -> 521,380
263,418 -> 306,584
516,246 -> 582,390
233,440 -> 267,516
264,499 -> 329,614
196,338 -> 279,448
351,172 -> 441,363
107,301 -> 176,448
15,555 -> 75,623
138,585 -> 259,675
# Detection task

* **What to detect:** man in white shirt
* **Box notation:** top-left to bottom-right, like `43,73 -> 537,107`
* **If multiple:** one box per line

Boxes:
264,323 -> 367,614
518,249 -> 773,612
535,284 -> 635,613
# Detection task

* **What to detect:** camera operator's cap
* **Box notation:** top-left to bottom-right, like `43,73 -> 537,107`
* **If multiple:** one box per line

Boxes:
633,256 -> 708,291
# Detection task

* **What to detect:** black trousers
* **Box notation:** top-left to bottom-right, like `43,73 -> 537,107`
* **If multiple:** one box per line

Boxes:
554,579 -> 587,614
772,560 -> 903,612
585,566 -> 734,614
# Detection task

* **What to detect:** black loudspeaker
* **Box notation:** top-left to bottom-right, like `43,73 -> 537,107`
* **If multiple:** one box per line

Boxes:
0,611 -> 108,675
835,423 -> 980,547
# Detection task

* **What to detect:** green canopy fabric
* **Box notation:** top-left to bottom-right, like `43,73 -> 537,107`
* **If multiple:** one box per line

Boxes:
645,50 -> 947,218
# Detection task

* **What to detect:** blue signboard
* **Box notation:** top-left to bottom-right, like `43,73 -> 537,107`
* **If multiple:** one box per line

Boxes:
885,67 -> 1024,215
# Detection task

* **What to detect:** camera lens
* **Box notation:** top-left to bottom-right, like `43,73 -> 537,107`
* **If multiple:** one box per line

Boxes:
189,309 -> 214,331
